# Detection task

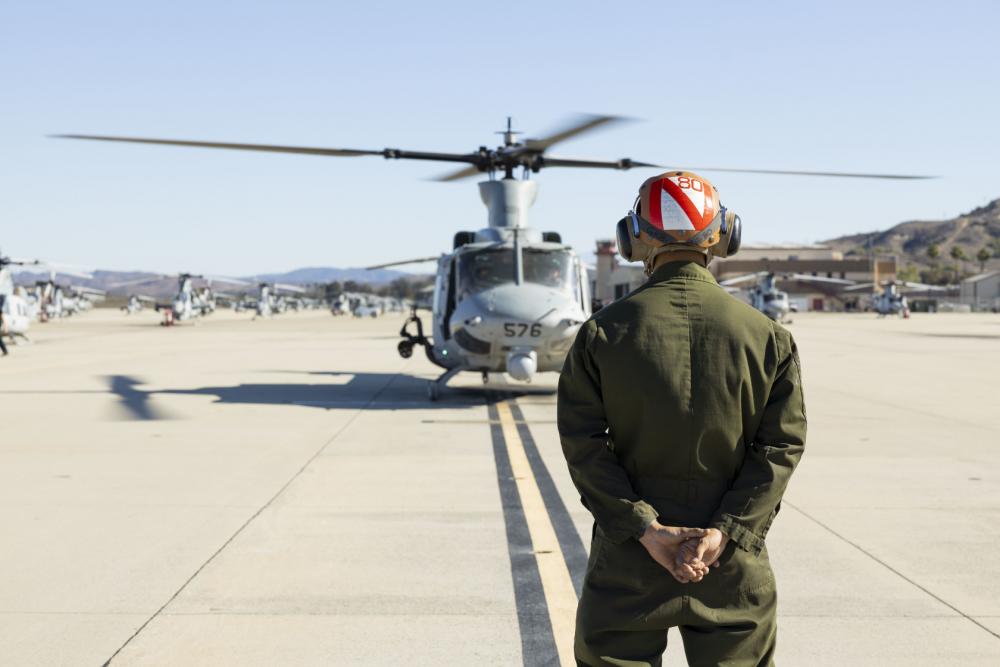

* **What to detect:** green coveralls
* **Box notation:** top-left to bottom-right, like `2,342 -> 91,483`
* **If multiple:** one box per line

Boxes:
558,261 -> 806,667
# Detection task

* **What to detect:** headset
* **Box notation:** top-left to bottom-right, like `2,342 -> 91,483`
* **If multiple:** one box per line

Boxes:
615,202 -> 742,263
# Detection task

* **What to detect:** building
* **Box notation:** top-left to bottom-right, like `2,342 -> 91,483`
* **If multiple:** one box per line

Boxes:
589,240 -> 646,307
711,245 -> 896,312
590,242 -> 900,312
960,271 -> 1000,312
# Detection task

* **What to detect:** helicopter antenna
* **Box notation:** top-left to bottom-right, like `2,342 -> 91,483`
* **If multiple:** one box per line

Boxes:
496,116 -> 522,148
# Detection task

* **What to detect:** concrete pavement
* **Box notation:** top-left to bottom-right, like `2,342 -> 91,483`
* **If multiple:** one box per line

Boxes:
1,309 -> 998,665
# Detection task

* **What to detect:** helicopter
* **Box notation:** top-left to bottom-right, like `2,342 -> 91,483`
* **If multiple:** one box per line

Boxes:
252,281 -> 306,318
122,293 -> 156,314
0,253 -> 42,345
56,114 -> 927,398
720,271 -> 855,322
845,280 -> 948,317
111,273 -> 227,325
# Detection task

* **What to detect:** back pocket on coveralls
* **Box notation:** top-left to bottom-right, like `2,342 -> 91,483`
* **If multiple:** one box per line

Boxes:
588,528 -> 675,594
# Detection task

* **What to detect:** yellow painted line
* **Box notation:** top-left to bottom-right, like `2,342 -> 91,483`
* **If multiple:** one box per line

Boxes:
496,399 -> 577,667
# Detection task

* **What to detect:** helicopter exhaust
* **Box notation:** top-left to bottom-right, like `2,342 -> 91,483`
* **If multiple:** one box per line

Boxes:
479,180 -> 537,230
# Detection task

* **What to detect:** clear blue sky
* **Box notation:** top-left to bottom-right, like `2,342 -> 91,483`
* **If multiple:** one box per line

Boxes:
2,1 -> 997,275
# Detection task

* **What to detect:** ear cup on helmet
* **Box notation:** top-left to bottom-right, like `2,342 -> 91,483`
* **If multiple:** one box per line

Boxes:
726,213 -> 742,257
615,216 -> 634,261
712,210 -> 742,258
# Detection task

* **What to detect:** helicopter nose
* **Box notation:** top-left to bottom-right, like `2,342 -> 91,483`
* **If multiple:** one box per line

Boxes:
451,282 -> 583,361
459,283 -> 568,325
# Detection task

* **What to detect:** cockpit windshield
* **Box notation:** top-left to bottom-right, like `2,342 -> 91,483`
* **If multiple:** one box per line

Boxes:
457,247 -> 578,297
523,248 -> 576,292
458,248 -> 515,296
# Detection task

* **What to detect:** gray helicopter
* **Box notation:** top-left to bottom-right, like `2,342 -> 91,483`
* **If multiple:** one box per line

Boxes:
0,253 -> 41,345
844,279 -> 948,317
56,114 -> 927,398
110,273 -> 226,325
253,281 -> 306,318
721,271 -> 856,322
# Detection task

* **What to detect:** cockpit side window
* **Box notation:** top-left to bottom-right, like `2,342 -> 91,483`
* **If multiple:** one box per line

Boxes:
443,258 -> 457,339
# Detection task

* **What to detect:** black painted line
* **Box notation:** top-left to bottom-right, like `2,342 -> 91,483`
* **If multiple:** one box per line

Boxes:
487,399 -> 560,666
508,400 -> 588,598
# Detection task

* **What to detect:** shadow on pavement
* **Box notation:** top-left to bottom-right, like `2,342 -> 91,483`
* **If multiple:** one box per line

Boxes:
104,370 -> 552,421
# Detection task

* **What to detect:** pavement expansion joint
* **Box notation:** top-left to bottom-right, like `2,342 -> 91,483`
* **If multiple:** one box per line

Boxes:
785,501 -> 1000,642
98,370 -> 402,665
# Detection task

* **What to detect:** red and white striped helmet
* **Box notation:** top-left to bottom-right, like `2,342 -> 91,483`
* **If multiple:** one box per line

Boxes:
634,171 -> 723,249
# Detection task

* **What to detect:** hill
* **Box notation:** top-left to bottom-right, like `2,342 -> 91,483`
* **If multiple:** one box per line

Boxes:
253,266 -> 424,285
13,266 -> 428,298
823,198 -> 1000,282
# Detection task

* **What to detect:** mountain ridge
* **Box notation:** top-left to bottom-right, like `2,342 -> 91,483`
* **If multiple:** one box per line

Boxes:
822,198 -> 1000,280
13,266 -> 429,298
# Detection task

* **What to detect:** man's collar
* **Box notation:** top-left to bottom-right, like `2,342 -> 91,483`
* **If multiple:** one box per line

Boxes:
647,260 -> 718,285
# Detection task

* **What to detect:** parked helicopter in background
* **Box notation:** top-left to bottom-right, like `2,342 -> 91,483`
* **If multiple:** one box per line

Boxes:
330,294 -> 350,316
0,253 -> 41,345
58,114 -> 927,398
10,264 -> 98,321
720,271 -> 855,322
845,280 -> 947,317
253,281 -> 306,318
122,294 -> 155,315
112,273 -> 234,325
1,253 -> 101,349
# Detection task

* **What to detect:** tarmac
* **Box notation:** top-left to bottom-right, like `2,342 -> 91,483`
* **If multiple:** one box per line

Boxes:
1,308 -> 998,666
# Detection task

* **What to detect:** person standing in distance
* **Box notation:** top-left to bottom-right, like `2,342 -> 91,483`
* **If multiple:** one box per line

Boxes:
558,171 -> 806,667
0,296 -> 9,357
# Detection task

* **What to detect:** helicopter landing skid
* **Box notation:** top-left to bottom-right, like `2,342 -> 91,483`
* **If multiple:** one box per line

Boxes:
428,366 -> 462,402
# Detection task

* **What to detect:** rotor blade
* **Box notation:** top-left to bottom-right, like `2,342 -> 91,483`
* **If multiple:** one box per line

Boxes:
54,134 -> 384,157
273,283 -> 306,293
659,165 -> 933,180
53,135 -> 483,165
719,272 -> 768,287
365,256 -> 440,270
73,286 -> 107,296
539,156 -> 663,170
434,164 -> 483,182
844,282 -> 876,292
46,268 -> 94,280
202,274 -> 252,286
784,274 -> 856,286
897,280 -> 949,291
108,275 -> 168,289
524,114 -> 630,151
8,263 -> 92,279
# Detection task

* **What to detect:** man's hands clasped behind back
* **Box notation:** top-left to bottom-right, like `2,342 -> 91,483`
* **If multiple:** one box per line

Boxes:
639,522 -> 730,584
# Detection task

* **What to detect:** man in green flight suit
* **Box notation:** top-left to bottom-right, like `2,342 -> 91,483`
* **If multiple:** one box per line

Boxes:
558,171 -> 806,666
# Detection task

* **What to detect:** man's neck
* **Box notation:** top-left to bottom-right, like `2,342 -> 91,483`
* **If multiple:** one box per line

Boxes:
651,248 -> 708,272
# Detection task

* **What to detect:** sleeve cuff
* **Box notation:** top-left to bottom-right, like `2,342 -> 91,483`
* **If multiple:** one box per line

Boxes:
602,500 -> 659,544
711,515 -> 767,556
